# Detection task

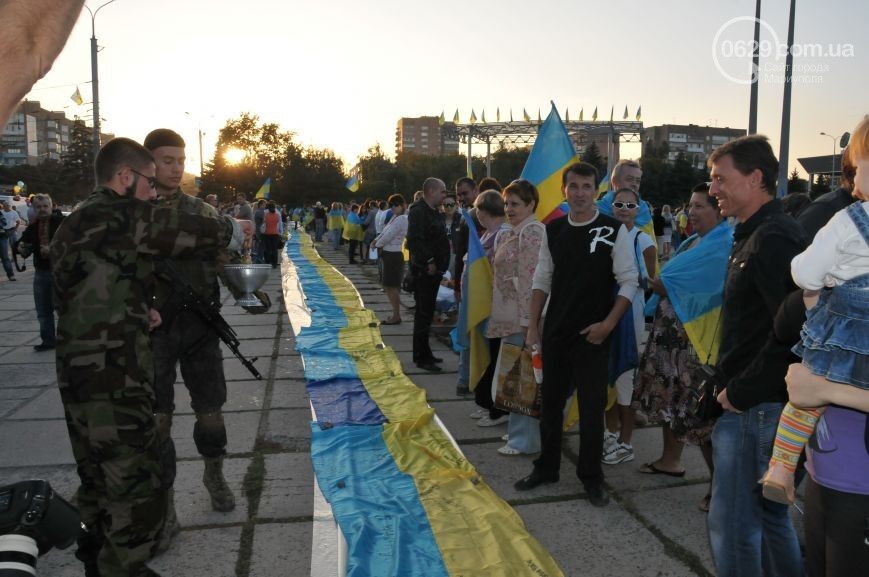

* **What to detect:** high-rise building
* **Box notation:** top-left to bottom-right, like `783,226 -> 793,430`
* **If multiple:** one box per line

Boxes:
0,100 -> 112,166
395,116 -> 459,156
643,124 -> 746,169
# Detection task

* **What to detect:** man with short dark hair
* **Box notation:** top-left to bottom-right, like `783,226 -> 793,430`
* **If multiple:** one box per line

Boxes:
18,193 -> 63,350
51,137 -> 252,577
406,177 -> 450,372
144,129 -> 258,549
706,135 -> 806,577
515,162 -> 639,508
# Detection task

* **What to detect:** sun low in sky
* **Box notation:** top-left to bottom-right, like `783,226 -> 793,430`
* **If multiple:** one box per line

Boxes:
23,0 -> 868,177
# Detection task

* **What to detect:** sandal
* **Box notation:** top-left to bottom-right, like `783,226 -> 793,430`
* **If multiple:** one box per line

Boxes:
498,445 -> 522,456
638,462 -> 686,477
382,318 -> 402,325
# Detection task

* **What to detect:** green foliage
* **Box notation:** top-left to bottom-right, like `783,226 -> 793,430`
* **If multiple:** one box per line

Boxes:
581,142 -> 607,179
788,168 -> 808,194
201,113 -> 345,207
811,174 -> 831,197
59,120 -> 95,200
639,141 -> 708,208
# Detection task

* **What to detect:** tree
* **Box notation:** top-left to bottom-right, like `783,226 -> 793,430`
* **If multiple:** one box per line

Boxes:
60,119 -> 94,200
811,174 -> 831,197
581,142 -> 607,180
787,168 -> 808,194
356,144 -> 395,200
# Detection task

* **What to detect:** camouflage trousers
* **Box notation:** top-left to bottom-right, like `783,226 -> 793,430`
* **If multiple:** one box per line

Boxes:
63,392 -> 166,577
152,311 -> 228,486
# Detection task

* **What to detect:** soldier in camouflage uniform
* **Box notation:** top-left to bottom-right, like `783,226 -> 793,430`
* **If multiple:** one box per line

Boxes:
144,129 -> 270,549
51,137 -> 252,577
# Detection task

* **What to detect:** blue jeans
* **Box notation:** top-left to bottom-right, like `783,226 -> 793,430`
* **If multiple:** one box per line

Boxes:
0,235 -> 13,278
34,269 -> 55,346
315,219 -> 325,241
330,228 -> 341,249
708,403 -> 804,577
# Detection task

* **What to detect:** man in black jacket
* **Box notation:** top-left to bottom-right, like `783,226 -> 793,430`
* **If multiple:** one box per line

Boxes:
797,148 -> 856,241
706,135 -> 806,577
18,193 -> 63,351
405,177 -> 450,372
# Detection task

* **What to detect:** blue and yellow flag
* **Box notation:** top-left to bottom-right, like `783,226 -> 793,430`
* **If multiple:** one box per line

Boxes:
346,174 -> 360,193
646,220 -> 733,364
342,211 -> 365,241
327,208 -> 345,231
461,210 -> 492,390
255,177 -> 271,199
520,103 -> 577,224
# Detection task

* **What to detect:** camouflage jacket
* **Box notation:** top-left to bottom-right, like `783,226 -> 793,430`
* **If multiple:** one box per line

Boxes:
51,186 -> 237,401
153,189 -> 226,309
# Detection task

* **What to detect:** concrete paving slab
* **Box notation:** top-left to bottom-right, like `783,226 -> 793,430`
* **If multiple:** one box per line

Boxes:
173,411 -> 260,459
515,499 -> 698,577
174,457 -> 250,527
0,346 -> 56,363
257,453 -> 315,519
272,354 -> 306,381
0,400 -> 23,416
148,527 -> 243,576
0,332 -> 40,346
8,386 -> 63,419
220,337 -> 278,358
171,380 -> 266,415
408,373 -> 467,401
0,386 -> 41,400
0,363 -> 57,387
3,320 -> 40,332
270,379 -> 310,409
0,419 -> 74,465
628,482 -> 716,575
0,464 -> 80,498
262,408 -> 312,452
249,522 -> 313,577
221,313 -> 283,327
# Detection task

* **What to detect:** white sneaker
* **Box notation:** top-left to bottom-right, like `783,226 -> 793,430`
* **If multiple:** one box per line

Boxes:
602,442 -> 634,465
477,414 -> 509,427
603,430 -> 618,455
469,408 -> 486,419
501,433 -> 510,441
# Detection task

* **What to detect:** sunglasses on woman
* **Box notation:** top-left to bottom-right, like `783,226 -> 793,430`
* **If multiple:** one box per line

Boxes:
612,201 -> 639,210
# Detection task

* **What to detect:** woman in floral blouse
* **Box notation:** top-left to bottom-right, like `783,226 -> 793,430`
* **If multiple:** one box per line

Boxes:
486,179 -> 546,455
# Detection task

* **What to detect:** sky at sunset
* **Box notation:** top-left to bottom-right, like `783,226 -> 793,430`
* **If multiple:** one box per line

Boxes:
25,0 -> 868,180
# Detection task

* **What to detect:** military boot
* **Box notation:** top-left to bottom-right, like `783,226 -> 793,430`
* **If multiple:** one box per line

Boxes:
203,456 -> 235,512
153,488 -> 180,556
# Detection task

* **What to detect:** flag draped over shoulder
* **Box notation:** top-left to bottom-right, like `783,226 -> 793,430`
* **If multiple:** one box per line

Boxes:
342,211 -> 365,241
646,221 -> 733,364
327,208 -> 345,231
346,175 -> 360,193
520,103 -> 577,224
459,210 -> 492,390
255,177 -> 271,199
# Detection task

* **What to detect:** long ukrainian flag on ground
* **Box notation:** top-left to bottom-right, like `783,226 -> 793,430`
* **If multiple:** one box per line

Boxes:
645,220 -> 733,364
286,230 -> 563,577
459,209 -> 492,391
520,102 -> 578,223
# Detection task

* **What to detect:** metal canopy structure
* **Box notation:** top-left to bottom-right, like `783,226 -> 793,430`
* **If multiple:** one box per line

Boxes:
442,120 -> 644,177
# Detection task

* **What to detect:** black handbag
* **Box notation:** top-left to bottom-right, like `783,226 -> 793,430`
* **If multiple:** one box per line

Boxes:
401,271 -> 416,294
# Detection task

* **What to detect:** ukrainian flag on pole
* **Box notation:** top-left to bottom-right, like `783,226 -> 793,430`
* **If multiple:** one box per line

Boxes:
255,177 -> 271,199
520,102 -> 577,223
460,210 -> 492,390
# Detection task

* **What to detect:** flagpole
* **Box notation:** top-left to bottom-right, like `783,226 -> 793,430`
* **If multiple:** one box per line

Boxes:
776,0 -> 796,198
748,0 -> 762,134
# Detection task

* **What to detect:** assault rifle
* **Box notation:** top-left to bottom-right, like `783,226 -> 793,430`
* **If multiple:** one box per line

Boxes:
156,261 -> 263,380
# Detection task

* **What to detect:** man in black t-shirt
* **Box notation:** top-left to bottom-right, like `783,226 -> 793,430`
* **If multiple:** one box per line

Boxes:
514,162 -> 639,506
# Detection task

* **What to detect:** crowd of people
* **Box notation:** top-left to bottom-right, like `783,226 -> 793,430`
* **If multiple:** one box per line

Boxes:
4,116 -> 867,576
303,117 -> 868,577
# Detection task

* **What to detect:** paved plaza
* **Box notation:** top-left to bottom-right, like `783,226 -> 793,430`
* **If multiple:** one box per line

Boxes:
0,239 -> 738,577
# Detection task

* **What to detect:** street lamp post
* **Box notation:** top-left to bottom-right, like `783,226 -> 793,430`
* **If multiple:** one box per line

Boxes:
86,0 -> 119,156
819,132 -> 836,184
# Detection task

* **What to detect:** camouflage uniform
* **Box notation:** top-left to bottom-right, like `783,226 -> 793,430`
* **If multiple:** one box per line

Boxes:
51,186 -> 237,577
150,189 -> 234,512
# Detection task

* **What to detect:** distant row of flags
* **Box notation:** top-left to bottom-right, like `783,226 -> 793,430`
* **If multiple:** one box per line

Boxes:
440,105 -> 641,125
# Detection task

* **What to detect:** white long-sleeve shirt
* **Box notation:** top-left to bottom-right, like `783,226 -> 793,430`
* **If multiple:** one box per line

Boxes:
791,200 -> 869,290
531,210 -> 639,303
